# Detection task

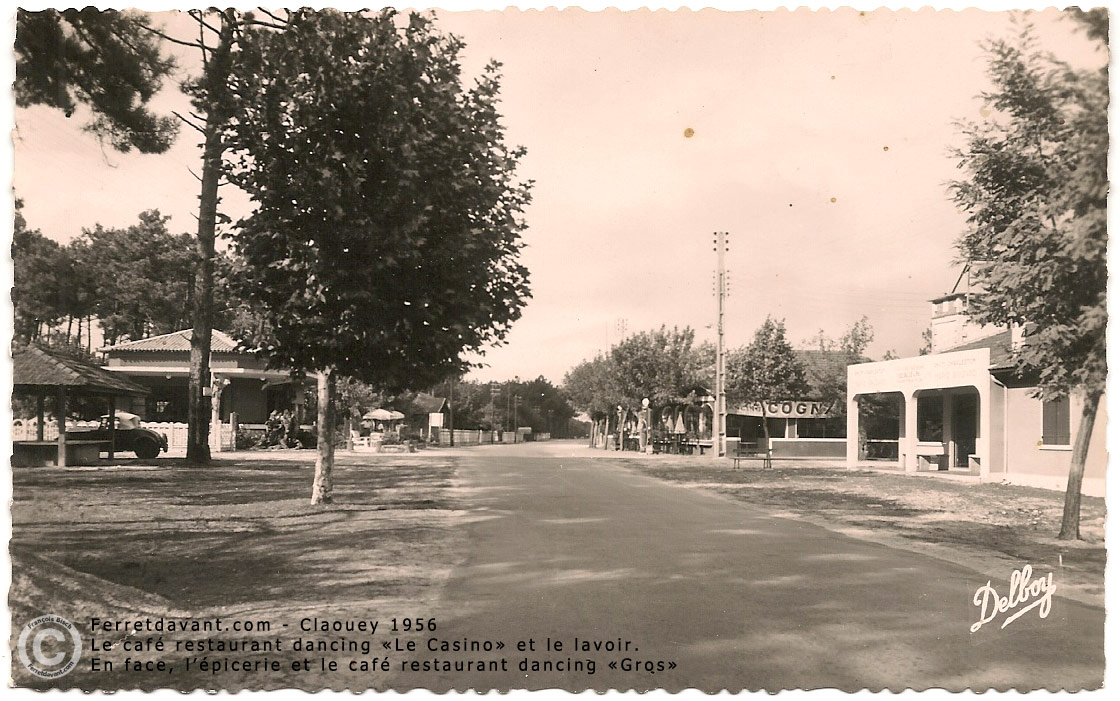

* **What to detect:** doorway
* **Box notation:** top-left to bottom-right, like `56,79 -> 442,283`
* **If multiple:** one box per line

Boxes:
950,392 -> 978,468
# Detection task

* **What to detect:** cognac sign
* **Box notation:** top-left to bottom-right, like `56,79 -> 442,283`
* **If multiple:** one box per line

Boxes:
736,400 -> 837,419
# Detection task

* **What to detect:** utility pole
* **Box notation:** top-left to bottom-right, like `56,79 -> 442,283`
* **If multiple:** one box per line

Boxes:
714,230 -> 729,459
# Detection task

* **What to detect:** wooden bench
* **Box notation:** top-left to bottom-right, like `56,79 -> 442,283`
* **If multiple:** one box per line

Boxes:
732,441 -> 772,469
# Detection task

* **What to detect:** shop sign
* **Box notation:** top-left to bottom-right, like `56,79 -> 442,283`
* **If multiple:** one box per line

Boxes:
736,400 -> 837,419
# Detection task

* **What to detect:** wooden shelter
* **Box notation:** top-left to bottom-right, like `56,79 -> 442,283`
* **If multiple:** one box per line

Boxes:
12,345 -> 150,466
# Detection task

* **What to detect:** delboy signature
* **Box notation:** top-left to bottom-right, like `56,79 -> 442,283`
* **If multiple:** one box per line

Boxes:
970,565 -> 1056,633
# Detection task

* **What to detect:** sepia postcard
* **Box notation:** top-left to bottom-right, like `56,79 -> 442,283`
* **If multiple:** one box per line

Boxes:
5,2 -> 1111,694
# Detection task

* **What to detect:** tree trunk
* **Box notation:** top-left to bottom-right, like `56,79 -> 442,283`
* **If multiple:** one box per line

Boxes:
311,368 -> 336,505
186,123 -> 220,464
1058,391 -> 1101,540
186,16 -> 235,465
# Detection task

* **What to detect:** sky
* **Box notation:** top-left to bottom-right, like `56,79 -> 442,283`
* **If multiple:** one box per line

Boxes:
9,5 -> 1108,385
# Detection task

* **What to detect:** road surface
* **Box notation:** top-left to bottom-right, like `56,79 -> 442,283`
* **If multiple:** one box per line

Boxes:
385,441 -> 1104,691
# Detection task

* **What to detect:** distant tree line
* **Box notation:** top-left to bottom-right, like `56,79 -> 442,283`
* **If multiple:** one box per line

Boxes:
446,377 -> 578,437
562,319 -> 886,440
11,201 -> 253,351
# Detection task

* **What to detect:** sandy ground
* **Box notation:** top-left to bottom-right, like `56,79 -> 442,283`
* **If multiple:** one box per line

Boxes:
580,447 -> 1105,608
10,441 -> 1104,690
10,451 -> 468,690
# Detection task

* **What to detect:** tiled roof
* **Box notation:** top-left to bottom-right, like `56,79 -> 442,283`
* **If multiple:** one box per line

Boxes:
411,392 -> 448,414
13,345 -> 150,395
939,329 -> 1015,369
391,392 -> 448,416
102,329 -> 240,354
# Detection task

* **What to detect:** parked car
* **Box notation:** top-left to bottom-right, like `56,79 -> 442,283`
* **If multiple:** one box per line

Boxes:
71,411 -> 168,459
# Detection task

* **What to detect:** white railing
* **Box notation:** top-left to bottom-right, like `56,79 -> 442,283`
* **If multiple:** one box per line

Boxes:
12,420 -> 99,441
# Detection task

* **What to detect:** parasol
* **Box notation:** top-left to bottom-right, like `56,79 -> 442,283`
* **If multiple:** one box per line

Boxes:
363,408 -> 406,421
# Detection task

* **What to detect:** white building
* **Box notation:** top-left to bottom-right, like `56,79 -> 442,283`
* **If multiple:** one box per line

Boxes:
845,293 -> 1106,496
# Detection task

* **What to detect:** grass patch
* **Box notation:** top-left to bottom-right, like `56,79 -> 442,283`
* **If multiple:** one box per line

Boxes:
10,453 -> 465,690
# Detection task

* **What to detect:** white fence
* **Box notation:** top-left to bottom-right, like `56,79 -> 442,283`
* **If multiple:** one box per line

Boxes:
434,429 -> 552,446
438,429 -> 498,446
12,420 -> 234,452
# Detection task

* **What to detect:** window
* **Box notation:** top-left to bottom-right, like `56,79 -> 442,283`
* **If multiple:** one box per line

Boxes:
1042,396 -> 1071,446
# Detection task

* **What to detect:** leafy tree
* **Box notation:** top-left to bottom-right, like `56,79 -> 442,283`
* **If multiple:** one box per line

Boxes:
223,10 -> 532,504
610,325 -> 708,407
506,376 -> 575,435
564,329 -> 710,445
69,211 -> 196,344
726,317 -> 809,451
949,14 -> 1107,540
14,8 -> 178,153
440,381 -> 493,431
563,354 -> 620,440
12,199 -> 68,342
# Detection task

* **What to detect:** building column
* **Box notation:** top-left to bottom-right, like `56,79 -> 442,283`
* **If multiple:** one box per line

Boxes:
846,395 -> 859,468
56,386 -> 68,468
977,383 -> 991,480
902,391 -> 918,472
942,390 -> 954,469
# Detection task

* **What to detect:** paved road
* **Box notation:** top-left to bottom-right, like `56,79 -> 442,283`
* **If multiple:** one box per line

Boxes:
386,442 -> 1104,691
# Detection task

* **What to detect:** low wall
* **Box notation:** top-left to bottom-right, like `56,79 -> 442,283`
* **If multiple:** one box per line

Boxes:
438,429 -> 498,446
770,438 -> 846,459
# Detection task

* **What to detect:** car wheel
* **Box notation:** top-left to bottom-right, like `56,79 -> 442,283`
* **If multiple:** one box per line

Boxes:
134,440 -> 160,460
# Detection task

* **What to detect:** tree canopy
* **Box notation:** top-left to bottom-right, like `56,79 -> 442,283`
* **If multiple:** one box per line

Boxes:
219,10 -> 532,503
70,211 -> 197,345
726,317 -> 809,448
14,8 -> 178,153
12,204 -> 202,348
563,354 -> 620,421
949,15 -> 1106,401
223,10 -> 532,389
12,199 -> 69,342
727,317 -> 809,410
563,325 -> 711,420
949,12 -> 1107,540
610,326 -> 710,407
